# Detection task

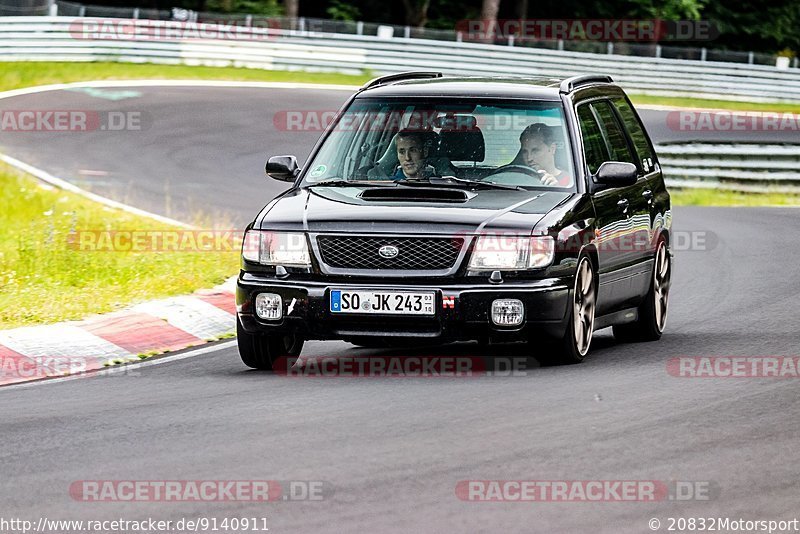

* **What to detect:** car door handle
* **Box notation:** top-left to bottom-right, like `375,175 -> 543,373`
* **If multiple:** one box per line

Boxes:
617,198 -> 630,208
642,189 -> 653,199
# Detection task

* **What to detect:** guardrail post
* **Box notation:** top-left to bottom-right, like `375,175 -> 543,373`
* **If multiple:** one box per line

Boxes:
748,52 -> 754,64
794,57 -> 799,69
557,39 -> 564,51
508,34 -> 514,47
78,5 -> 85,16
607,42 -> 613,55
132,7 -> 139,19
700,47 -> 706,61
356,21 -> 363,35
655,44 -> 661,58
456,31 -> 462,42
48,1 -> 57,15
245,14 -> 252,27
404,26 -> 410,39
299,17 -> 305,32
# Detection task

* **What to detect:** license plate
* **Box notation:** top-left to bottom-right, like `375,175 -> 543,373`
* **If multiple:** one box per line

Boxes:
330,290 -> 435,316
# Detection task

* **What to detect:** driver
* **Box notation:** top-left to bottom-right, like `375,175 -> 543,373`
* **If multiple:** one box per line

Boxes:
392,129 -> 436,180
518,123 -> 572,187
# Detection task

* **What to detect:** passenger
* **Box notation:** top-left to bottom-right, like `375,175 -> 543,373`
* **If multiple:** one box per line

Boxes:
392,129 -> 436,180
519,123 -> 572,187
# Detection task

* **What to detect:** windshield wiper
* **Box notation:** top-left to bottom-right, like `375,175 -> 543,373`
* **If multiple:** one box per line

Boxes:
306,179 -> 394,187
397,176 -> 524,191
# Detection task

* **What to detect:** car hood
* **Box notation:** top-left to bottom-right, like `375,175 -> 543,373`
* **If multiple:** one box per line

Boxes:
255,186 -> 573,235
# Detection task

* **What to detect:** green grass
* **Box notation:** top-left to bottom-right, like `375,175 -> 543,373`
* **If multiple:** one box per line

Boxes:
0,165 -> 239,328
670,187 -> 800,207
0,62 -> 371,92
629,94 -> 799,113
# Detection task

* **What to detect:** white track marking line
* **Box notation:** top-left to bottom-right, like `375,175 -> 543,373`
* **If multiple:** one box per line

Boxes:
0,340 -> 237,391
0,80 -> 358,101
0,153 -> 197,229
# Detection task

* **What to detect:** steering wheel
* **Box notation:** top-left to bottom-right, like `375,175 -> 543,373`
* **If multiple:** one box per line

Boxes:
485,164 -> 546,182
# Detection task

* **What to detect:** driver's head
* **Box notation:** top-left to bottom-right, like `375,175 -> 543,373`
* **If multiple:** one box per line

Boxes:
395,130 -> 427,178
520,123 -> 557,169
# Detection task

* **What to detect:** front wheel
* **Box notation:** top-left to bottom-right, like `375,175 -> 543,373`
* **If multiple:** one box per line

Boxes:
237,320 -> 304,370
613,239 -> 671,342
534,255 -> 597,365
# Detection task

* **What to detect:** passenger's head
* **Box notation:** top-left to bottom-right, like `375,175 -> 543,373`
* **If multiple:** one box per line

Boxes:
395,129 -> 428,178
519,123 -> 557,169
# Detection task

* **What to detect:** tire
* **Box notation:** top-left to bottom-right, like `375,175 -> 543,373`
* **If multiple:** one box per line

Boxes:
237,320 -> 304,371
613,239 -> 671,343
534,255 -> 597,366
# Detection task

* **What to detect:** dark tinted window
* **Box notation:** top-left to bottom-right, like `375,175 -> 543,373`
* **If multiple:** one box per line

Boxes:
576,104 -> 609,175
592,100 -> 636,165
613,97 -> 655,173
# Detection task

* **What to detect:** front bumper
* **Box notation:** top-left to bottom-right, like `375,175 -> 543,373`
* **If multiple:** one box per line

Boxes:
237,272 -> 571,343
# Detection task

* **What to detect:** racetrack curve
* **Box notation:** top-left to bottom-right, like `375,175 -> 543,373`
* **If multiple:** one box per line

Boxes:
1,84 -> 798,533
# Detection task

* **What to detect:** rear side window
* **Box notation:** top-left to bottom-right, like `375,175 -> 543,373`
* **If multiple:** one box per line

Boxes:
576,104 -> 609,175
613,97 -> 655,173
591,100 -> 636,166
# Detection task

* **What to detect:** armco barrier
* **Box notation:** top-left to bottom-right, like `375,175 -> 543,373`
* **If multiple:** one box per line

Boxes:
658,143 -> 800,193
1,17 -> 800,103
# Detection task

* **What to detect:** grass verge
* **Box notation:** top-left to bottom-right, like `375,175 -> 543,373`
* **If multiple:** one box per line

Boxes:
629,94 -> 799,113
670,187 -> 800,207
0,62 -> 371,92
1,62 -> 798,113
0,164 -> 239,328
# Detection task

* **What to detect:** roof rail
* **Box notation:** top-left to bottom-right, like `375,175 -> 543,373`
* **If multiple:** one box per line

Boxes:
559,75 -> 613,94
362,71 -> 443,89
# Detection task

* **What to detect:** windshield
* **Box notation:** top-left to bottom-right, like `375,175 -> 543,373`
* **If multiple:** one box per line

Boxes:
301,98 -> 576,191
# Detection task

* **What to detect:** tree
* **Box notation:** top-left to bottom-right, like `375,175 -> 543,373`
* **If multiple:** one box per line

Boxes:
284,0 -> 298,19
480,0 -> 500,41
401,0 -> 430,28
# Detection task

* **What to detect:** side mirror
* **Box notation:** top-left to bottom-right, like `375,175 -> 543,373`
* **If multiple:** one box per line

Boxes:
266,155 -> 300,182
594,161 -> 638,187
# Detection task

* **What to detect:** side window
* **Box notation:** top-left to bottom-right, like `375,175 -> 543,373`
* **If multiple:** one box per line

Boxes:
613,97 -> 655,173
576,104 -> 609,175
591,100 -> 636,166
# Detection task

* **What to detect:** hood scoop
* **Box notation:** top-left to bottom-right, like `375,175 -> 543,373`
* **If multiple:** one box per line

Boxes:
359,187 -> 470,203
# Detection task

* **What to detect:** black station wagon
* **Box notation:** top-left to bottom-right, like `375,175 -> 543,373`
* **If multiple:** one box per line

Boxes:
236,73 -> 672,367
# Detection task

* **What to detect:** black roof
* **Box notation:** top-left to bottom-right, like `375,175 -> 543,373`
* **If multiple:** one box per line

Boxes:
356,74 -> 614,100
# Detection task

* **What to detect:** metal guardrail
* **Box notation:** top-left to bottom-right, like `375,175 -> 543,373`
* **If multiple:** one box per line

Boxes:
37,1 -> 800,69
658,143 -> 800,192
1,17 -> 800,103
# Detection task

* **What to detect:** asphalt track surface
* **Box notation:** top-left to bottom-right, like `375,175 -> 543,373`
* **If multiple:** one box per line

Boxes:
1,85 -> 799,533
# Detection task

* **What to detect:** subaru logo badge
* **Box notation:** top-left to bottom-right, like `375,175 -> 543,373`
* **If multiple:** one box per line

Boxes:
379,245 -> 399,259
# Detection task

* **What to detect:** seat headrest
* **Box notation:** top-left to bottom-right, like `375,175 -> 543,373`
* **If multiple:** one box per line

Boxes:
439,116 -> 485,162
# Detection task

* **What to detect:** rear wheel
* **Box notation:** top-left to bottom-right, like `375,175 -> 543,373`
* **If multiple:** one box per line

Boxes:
534,255 -> 596,365
237,320 -> 304,370
613,239 -> 671,342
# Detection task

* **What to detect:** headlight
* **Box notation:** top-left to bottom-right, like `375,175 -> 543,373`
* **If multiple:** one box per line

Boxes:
242,230 -> 311,267
468,236 -> 554,270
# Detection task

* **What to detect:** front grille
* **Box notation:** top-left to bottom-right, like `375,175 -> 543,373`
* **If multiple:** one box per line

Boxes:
317,235 -> 464,271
